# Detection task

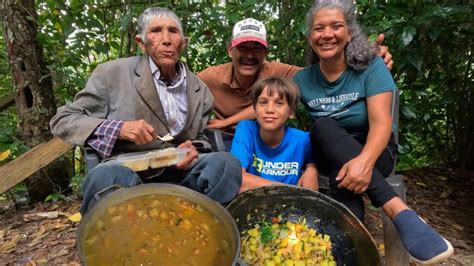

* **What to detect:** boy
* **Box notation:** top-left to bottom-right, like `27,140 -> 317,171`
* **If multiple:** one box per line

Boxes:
231,77 -> 318,193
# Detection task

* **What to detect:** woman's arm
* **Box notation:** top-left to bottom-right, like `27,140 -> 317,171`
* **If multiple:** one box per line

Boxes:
336,91 -> 393,193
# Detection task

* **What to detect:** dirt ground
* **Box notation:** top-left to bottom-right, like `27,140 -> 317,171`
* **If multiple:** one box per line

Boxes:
364,167 -> 474,265
0,166 -> 473,265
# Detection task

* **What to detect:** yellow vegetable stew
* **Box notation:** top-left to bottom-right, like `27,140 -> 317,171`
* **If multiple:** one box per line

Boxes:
241,217 -> 336,266
82,194 -> 234,265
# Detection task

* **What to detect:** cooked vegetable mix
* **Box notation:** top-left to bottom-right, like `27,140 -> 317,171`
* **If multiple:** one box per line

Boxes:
241,217 -> 336,266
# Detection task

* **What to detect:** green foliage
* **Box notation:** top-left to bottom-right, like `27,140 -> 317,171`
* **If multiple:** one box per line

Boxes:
0,27 -> 12,98
0,183 -> 28,206
358,1 -> 473,169
0,106 -> 30,164
44,191 -> 67,202
70,174 -> 85,196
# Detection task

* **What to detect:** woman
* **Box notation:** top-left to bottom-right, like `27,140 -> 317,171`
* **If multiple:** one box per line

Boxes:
293,0 -> 453,264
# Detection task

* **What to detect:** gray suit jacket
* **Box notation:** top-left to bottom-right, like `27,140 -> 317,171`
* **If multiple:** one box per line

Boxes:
50,55 -> 213,155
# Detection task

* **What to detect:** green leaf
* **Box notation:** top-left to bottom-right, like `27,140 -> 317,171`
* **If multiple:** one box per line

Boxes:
228,14 -> 240,24
88,18 -> 103,30
243,0 -> 257,7
0,133 -> 12,143
120,13 -> 133,32
368,34 -> 378,43
299,21 -> 307,36
110,41 -> 120,50
423,114 -> 431,121
258,221 -> 274,244
95,43 -> 108,54
64,26 -> 76,38
44,192 -> 67,202
408,56 -> 422,71
401,26 -> 416,46
401,106 -> 417,119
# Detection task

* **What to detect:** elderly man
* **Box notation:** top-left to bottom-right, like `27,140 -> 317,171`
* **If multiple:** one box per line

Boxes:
198,18 -> 393,148
50,7 -> 241,214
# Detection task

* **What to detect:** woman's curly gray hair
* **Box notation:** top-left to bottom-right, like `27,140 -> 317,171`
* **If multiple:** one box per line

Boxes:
306,0 -> 378,70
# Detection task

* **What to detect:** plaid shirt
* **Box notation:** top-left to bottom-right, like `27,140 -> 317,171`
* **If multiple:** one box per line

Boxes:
87,120 -> 123,158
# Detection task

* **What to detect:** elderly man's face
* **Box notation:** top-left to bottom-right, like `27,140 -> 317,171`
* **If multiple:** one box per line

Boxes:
137,16 -> 185,69
228,41 -> 268,80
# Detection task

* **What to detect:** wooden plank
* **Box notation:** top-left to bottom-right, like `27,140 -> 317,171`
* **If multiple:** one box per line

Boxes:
0,94 -> 15,112
0,136 -> 73,194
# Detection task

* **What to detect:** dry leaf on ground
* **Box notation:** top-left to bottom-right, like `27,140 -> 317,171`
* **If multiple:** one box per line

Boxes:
68,212 -> 81,222
23,211 -> 59,222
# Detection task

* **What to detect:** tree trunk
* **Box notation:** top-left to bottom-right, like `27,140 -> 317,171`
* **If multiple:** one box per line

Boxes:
461,132 -> 474,170
1,0 -> 70,201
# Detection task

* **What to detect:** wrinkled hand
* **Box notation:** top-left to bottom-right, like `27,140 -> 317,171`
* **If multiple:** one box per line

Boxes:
176,140 -> 198,170
119,119 -> 156,145
297,172 -> 319,191
336,157 -> 373,194
207,118 -> 228,129
375,34 -> 393,71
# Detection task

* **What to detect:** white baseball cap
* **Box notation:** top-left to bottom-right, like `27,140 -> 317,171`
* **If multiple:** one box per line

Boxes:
231,18 -> 268,48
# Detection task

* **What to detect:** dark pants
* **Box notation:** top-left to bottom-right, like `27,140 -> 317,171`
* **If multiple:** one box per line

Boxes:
310,117 -> 398,220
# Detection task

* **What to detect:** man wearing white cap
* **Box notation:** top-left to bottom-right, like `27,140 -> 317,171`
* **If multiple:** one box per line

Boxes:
198,18 -> 392,148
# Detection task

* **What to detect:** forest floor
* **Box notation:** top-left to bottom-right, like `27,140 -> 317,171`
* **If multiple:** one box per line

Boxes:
0,166 -> 473,265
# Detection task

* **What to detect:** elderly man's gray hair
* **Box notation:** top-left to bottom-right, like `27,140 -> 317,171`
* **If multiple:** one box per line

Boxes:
136,7 -> 185,44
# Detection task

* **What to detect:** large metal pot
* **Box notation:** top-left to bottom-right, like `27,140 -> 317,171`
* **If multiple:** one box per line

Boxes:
227,186 -> 382,266
77,183 -> 241,265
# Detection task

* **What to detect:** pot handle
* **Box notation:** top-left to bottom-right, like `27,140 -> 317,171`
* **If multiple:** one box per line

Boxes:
93,184 -> 124,202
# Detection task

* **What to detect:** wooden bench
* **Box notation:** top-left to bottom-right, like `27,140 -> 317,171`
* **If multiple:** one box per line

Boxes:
0,93 -> 73,194
0,136 -> 73,194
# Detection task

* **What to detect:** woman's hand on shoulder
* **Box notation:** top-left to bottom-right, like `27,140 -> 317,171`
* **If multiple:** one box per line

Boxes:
336,156 -> 374,193
375,34 -> 394,71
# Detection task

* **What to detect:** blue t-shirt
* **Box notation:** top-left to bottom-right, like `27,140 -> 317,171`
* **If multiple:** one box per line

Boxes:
230,120 -> 313,185
293,57 -> 396,135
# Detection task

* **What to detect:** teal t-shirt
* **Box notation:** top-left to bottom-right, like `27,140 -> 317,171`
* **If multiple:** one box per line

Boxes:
293,57 -> 396,136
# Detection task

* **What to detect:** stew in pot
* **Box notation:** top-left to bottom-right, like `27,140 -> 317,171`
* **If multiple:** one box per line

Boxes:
82,194 -> 234,265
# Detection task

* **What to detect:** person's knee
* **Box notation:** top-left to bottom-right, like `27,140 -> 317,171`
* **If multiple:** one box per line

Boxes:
206,152 -> 241,170
221,152 -> 240,167
194,152 -> 241,203
310,117 -> 340,142
86,161 -> 125,178
84,162 -> 138,190
81,162 -> 141,214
